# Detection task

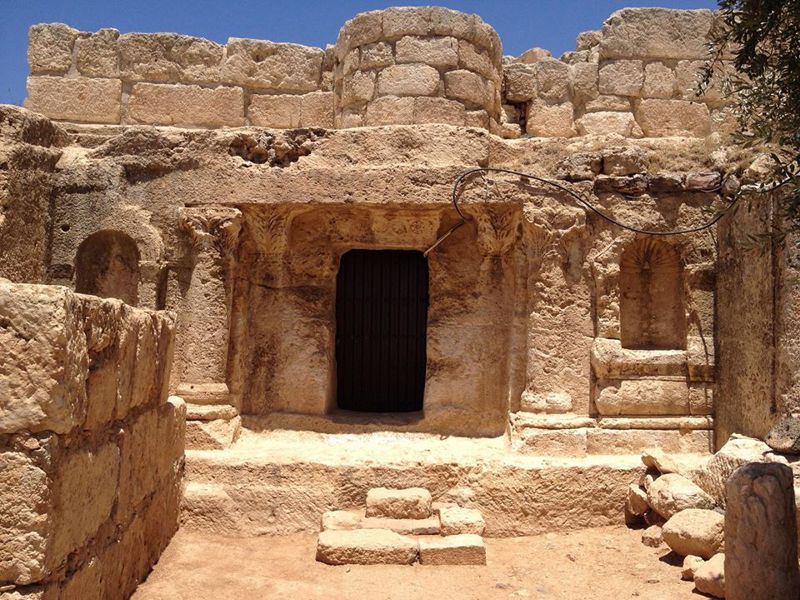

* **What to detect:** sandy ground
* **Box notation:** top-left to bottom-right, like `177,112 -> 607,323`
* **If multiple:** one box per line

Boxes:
133,526 -> 706,600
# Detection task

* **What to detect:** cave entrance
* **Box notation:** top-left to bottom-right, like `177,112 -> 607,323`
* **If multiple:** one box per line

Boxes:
335,249 -> 429,413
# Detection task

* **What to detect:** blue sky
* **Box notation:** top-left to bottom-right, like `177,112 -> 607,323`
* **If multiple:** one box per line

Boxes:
0,0 -> 717,105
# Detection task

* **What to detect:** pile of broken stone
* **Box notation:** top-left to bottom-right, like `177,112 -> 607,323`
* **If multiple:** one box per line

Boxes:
316,487 -> 487,566
625,418 -> 800,599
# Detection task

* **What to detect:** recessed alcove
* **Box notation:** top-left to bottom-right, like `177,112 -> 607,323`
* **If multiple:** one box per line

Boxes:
619,238 -> 686,350
75,230 -> 140,306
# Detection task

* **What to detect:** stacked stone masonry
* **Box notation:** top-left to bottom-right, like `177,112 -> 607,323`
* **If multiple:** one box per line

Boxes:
0,282 -> 184,599
24,8 -> 731,137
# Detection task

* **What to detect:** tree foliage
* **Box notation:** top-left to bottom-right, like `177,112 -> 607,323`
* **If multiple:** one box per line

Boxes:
702,0 -> 800,231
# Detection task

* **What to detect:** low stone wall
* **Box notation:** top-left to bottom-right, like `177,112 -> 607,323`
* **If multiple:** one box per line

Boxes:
24,24 -> 334,129
23,7 -> 730,138
0,282 -> 184,599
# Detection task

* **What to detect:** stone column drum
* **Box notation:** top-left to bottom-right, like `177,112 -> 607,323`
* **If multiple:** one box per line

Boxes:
333,7 -> 503,129
724,462 -> 800,600
176,206 -> 242,448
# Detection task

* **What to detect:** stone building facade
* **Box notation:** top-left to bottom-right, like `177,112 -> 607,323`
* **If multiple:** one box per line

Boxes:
1,6 -> 799,598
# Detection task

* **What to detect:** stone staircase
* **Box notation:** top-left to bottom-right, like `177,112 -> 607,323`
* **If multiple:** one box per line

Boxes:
316,487 -> 487,565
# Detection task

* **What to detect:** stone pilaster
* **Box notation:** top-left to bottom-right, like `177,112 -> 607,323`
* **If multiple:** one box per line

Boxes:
175,206 -> 243,449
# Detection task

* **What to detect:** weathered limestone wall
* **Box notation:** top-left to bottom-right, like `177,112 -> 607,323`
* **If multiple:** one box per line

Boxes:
23,8 -> 730,139
0,106 -> 66,283
716,192 -> 800,446
0,282 -> 184,599
24,23 -> 334,129
333,7 -> 502,128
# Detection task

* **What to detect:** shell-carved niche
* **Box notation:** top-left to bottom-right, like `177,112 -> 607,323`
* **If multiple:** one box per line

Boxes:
619,238 -> 686,350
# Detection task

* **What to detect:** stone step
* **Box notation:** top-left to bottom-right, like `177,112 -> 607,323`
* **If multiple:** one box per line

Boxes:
365,487 -> 432,519
181,431 -> 650,537
320,509 -> 441,535
419,534 -> 486,565
316,529 -> 418,565
438,506 -> 485,536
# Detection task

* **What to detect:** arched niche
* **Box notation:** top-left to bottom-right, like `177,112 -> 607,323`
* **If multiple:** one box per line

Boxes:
619,238 -> 686,350
75,230 -> 140,306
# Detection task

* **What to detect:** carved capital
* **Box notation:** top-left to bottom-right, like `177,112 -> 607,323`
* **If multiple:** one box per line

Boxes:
178,206 -> 242,254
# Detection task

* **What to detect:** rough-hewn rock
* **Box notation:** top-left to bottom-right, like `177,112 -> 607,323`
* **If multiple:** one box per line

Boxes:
693,434 -> 782,507
694,553 -> 725,598
647,474 -> 715,519
599,8 -> 714,60
765,417 -> 800,454
725,463 -> 800,600
635,99 -> 710,137
641,524 -> 663,547
682,555 -> 704,581
662,508 -> 724,559
28,24 -> 79,74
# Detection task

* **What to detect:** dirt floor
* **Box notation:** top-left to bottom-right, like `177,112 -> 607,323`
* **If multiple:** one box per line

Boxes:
133,525 -> 707,600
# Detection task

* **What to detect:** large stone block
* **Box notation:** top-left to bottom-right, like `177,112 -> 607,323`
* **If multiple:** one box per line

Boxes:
444,70 -> 492,109
396,36 -> 458,69
248,94 -> 302,128
25,77 -> 122,124
51,443 -> 120,565
503,64 -> 537,103
635,98 -> 711,137
0,451 -> 50,585
127,83 -> 245,128
526,102 -> 575,138
598,60 -> 643,97
413,96 -> 465,126
600,9 -> 714,60
458,40 -> 496,80
364,96 -> 415,126
28,24 -> 78,74
575,112 -> 641,137
590,338 -> 687,379
316,529 -> 418,565
223,38 -> 324,93
360,43 -> 393,70
571,62 -> 599,103
76,29 -> 121,78
535,58 -> 570,104
726,464 -> 800,599
300,91 -> 335,128
596,380 -> 693,416
377,64 -> 440,97
643,62 -> 676,98
341,70 -> 376,107
119,32 -> 223,84
418,534 -> 486,565
0,283 -> 88,434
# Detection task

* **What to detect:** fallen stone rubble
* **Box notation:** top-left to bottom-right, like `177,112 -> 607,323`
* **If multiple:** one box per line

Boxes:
624,432 -> 800,599
316,487 -> 487,566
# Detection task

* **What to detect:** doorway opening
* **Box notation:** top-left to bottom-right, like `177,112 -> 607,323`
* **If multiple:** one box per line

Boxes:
335,250 -> 429,412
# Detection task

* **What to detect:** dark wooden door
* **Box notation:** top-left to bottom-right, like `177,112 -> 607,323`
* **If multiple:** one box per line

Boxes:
335,250 -> 429,412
